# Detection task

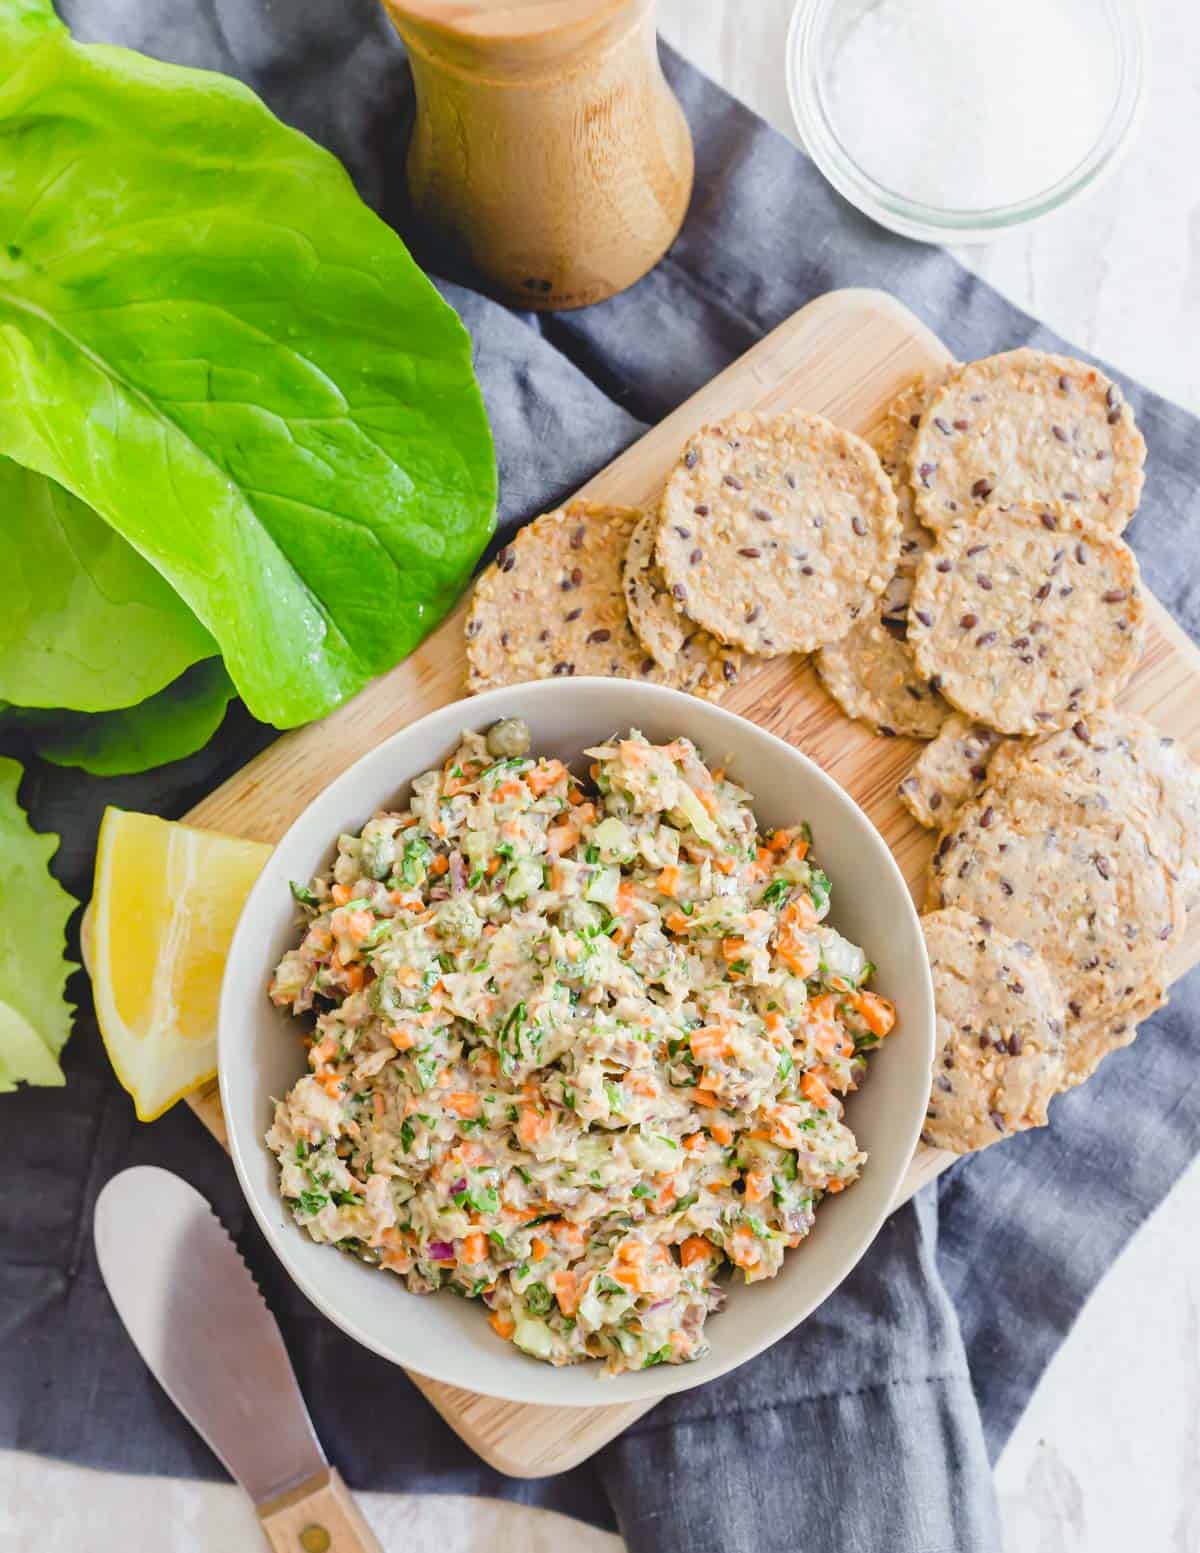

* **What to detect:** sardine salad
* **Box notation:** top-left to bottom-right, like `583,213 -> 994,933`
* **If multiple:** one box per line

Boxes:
268,722 -> 897,1373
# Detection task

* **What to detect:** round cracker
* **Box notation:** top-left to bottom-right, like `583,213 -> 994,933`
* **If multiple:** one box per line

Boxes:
926,769 -> 1183,1028
815,610 -> 948,739
907,505 -> 1144,735
870,369 -> 953,623
985,711 -> 1200,910
897,714 -> 1007,829
465,501 -> 668,692
910,349 -> 1146,534
622,511 -> 741,701
921,908 -> 1066,1153
656,410 -> 900,656
1062,988 -> 1164,1090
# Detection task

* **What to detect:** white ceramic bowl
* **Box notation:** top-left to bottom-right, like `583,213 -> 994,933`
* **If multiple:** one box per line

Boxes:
219,678 -> 934,1406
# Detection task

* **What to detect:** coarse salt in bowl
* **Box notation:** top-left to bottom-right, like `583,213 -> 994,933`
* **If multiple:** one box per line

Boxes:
787,0 -> 1145,243
219,678 -> 935,1407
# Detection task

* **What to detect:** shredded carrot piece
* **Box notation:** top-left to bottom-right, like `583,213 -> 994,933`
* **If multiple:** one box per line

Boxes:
679,1235 -> 714,1267
744,1169 -> 770,1205
852,990 -> 896,1038
526,759 -> 566,796
727,1226 -> 763,1269
552,1269 -> 579,1316
689,1025 -> 730,1064
517,1108 -> 551,1148
552,1218 -> 586,1250
547,822 -> 580,856
657,864 -> 681,897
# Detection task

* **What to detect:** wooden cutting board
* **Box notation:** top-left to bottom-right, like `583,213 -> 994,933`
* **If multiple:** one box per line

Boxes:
181,288 -> 1200,1478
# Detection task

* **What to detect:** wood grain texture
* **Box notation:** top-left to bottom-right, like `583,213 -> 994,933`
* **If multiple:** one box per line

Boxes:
258,1467 -> 384,1553
380,0 -> 693,309
184,288 -> 1200,1478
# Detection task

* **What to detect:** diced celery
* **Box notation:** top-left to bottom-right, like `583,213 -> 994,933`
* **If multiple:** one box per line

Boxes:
585,865 -> 620,908
512,1317 -> 555,1359
672,784 -> 718,844
503,857 -> 544,903
592,815 -> 635,862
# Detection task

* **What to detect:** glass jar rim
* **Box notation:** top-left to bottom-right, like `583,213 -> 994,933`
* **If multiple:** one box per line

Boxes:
786,0 -> 1147,243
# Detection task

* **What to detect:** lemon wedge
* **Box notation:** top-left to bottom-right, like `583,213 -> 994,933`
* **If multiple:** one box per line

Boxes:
91,808 -> 271,1120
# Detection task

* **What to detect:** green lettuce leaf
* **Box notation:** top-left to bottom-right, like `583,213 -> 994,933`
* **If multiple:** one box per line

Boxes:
0,1001 -> 65,1091
0,11 -> 496,728
0,457 -> 215,712
22,659 -> 236,775
0,756 -> 76,1089
3,0 -> 62,44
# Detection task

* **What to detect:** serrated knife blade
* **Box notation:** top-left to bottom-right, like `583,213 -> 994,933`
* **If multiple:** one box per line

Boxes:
95,1166 -> 382,1553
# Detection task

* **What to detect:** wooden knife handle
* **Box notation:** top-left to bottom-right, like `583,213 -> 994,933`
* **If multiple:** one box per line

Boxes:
258,1467 -> 385,1553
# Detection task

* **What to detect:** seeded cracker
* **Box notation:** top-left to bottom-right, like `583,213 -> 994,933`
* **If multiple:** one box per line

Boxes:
465,501 -> 669,692
816,610 -> 949,739
622,512 -> 741,700
870,368 -> 954,622
656,410 -> 900,656
898,714 -> 1008,828
921,908 -> 1066,1154
910,348 -> 1146,534
927,769 -> 1184,1031
907,505 -> 1144,735
985,710 -> 1200,910
1065,991 -> 1165,1089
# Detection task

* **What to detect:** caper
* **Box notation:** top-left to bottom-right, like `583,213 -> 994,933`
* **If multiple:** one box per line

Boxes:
486,717 -> 531,759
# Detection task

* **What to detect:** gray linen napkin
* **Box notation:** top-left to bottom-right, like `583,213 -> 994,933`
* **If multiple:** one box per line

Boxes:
3,6 -> 1199,1552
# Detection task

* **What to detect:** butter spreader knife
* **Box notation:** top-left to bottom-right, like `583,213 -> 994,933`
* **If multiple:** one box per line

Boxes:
94,1166 -> 385,1553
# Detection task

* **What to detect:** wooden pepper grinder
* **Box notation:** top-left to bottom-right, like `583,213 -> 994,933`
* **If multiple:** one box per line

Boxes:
380,0 -> 694,310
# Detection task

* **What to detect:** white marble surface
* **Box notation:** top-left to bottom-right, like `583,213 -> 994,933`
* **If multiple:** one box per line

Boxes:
7,3 -> 1200,1550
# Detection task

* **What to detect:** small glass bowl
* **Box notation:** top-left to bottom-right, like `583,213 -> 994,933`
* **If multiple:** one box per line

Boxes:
786,0 -> 1146,244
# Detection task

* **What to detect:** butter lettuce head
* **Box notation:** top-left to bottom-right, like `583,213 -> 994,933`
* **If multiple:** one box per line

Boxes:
0,6 -> 496,728
0,756 -> 77,1089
